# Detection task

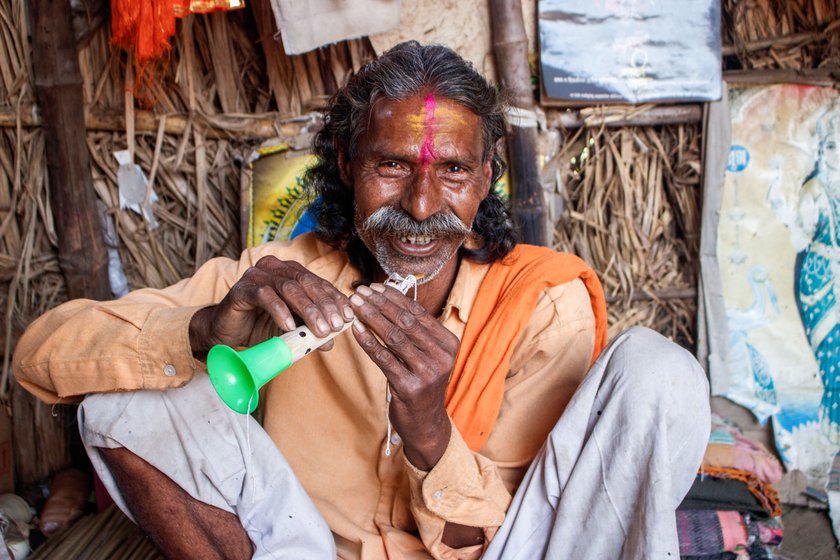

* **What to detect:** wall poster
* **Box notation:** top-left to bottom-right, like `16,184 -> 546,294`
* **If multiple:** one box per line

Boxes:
715,85 -> 840,529
538,0 -> 721,104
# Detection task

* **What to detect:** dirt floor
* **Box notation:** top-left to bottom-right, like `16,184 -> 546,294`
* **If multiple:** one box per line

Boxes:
711,398 -> 840,558
23,500 -> 840,558
777,506 -> 839,559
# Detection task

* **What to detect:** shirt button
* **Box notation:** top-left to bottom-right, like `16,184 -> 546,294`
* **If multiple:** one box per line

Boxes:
433,490 -> 444,500
163,364 -> 177,377
390,433 -> 401,445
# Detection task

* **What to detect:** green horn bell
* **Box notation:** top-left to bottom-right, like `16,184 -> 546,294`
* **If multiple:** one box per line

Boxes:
207,337 -> 293,414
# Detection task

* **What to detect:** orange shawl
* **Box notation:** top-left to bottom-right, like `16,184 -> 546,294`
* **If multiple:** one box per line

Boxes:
445,245 -> 608,452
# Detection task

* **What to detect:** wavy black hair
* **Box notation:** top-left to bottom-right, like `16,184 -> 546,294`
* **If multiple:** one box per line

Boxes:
304,41 -> 516,281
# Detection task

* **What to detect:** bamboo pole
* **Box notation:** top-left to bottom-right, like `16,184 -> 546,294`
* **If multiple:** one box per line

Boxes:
0,107 -> 306,139
20,0 -> 111,489
546,104 -> 703,129
30,0 -> 110,301
489,0 -> 546,246
723,68 -> 837,86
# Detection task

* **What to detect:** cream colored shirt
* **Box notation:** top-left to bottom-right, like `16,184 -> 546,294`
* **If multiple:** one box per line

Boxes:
13,233 -> 596,560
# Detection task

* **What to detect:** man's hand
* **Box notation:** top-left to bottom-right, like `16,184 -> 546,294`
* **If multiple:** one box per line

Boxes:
350,283 -> 458,471
189,256 -> 354,354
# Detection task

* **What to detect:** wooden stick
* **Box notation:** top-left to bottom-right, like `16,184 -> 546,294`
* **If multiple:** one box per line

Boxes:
29,0 -> 110,301
722,30 -> 822,55
605,287 -> 697,304
546,104 -> 702,129
0,107 -> 306,139
490,0 -> 546,246
723,68 -> 838,86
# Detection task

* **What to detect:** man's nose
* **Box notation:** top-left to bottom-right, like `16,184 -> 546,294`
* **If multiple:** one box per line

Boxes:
401,169 -> 443,222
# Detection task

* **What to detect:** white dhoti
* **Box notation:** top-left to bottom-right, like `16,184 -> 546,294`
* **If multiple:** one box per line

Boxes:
482,326 -> 710,559
79,326 -> 710,559
79,374 -> 336,559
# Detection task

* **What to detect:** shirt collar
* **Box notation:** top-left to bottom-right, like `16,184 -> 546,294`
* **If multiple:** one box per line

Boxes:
440,257 -> 490,324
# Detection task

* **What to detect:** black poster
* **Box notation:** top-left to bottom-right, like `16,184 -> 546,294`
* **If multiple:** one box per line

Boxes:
539,0 -> 721,104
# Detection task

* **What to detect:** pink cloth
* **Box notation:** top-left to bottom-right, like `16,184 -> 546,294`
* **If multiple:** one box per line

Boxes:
704,416 -> 783,485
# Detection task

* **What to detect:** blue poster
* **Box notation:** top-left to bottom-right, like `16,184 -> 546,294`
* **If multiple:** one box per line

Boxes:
717,85 -> 840,493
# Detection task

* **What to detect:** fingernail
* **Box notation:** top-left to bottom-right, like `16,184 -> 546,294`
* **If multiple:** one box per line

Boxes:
342,305 -> 354,320
330,313 -> 343,329
284,317 -> 297,331
353,318 -> 366,333
350,294 -> 364,306
316,318 -> 329,335
370,283 -> 386,293
356,285 -> 373,296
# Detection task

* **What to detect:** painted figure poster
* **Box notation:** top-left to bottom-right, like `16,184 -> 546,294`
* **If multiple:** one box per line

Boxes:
717,84 -> 840,497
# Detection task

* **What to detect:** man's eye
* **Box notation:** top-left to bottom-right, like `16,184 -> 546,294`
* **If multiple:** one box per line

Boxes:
378,161 -> 408,176
447,164 -> 465,173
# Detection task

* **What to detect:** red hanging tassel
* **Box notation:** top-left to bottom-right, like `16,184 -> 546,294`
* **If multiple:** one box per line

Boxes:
111,0 -> 179,99
110,0 -> 243,101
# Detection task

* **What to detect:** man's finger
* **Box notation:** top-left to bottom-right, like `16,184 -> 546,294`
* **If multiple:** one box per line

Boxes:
232,268 -> 296,331
274,278 -> 332,337
367,284 -> 459,353
254,257 -> 351,337
351,318 -> 411,387
350,288 -> 431,373
322,278 -> 355,322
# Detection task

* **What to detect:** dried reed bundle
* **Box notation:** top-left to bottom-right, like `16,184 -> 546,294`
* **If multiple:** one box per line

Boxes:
723,0 -> 840,71
553,124 -> 702,348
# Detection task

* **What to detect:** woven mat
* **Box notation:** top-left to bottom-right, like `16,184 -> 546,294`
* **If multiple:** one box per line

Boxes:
29,505 -> 162,560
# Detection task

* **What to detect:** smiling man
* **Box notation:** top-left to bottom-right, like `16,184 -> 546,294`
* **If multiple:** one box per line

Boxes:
13,42 -> 710,559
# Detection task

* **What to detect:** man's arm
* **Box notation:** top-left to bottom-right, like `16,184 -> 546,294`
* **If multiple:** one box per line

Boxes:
350,283 -> 487,548
350,279 -> 595,558
14,235 -> 353,402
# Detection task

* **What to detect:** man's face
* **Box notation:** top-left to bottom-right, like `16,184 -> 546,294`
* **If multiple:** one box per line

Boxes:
347,94 -> 493,283
823,127 -> 840,172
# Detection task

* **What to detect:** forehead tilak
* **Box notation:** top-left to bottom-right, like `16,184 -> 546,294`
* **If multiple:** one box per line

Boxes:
419,94 -> 436,167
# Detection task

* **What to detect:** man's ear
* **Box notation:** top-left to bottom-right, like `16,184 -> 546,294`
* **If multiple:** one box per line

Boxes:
480,154 -> 494,198
337,148 -> 353,189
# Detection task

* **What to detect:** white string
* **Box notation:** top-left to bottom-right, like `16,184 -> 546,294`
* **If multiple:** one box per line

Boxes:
506,105 -> 540,129
381,273 -> 418,456
244,392 -> 256,496
246,392 -> 254,455
385,384 -> 393,457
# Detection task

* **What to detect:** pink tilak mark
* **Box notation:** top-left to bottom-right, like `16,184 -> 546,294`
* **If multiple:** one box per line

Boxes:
420,94 -> 436,167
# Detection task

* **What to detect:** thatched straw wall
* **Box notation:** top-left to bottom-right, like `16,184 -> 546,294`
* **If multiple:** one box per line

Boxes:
722,0 -> 840,72
0,0 -> 373,485
550,122 -> 702,347
4,0 -> 840,485
540,0 -> 840,347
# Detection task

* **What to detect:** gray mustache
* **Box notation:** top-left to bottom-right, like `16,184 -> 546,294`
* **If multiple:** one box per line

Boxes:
360,207 -> 470,239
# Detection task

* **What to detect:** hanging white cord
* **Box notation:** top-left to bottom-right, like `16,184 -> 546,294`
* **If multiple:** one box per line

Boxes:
381,273 -> 418,456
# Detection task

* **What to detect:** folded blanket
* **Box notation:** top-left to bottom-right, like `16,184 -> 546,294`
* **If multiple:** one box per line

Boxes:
677,510 -> 782,558
696,467 -> 782,518
677,510 -> 753,556
679,477 -> 771,518
704,415 -> 783,485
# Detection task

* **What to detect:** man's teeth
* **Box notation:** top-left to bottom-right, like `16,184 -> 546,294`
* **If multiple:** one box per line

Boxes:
399,235 -> 433,244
